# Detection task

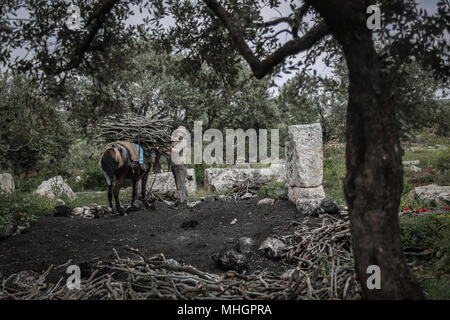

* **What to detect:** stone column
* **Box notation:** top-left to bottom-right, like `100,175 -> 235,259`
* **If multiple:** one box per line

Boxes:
285,123 -> 325,215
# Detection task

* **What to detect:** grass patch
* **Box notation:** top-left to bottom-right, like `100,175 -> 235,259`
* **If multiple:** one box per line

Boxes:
257,180 -> 288,199
323,145 -> 346,205
0,192 -> 57,228
419,275 -> 450,300
65,192 -> 110,208
400,212 -> 450,273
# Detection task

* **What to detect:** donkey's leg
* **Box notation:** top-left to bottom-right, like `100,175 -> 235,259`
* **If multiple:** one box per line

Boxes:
114,174 -> 126,215
140,172 -> 149,200
108,183 -> 113,210
132,178 -> 137,204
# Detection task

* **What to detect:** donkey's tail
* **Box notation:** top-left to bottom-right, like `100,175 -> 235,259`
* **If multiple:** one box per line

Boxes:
99,148 -> 122,186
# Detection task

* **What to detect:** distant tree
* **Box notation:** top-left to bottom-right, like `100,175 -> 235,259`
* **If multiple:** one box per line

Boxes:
0,73 -> 74,176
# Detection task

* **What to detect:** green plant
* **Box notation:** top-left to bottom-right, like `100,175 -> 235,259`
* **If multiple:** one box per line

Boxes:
322,145 -> 346,205
73,159 -> 109,191
189,162 -> 227,187
257,180 -> 287,199
400,212 -> 450,257
0,192 -> 54,228
420,275 -> 450,300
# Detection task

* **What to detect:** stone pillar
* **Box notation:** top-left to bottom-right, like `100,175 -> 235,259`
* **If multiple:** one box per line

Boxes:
285,123 -> 325,215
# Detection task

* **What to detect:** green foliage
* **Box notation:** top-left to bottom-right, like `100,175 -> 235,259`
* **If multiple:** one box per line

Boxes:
322,145 -> 346,205
435,100 -> 450,137
0,72 -> 75,175
400,213 -> 450,256
64,192 -> 109,208
0,192 -> 57,228
420,275 -> 450,300
189,162 -> 228,187
257,180 -> 287,199
72,159 -> 108,192
277,64 -> 348,144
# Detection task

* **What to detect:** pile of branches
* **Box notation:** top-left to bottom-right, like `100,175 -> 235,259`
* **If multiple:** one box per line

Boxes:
0,220 -> 360,300
279,217 -> 360,299
94,114 -> 173,149
224,175 -> 265,201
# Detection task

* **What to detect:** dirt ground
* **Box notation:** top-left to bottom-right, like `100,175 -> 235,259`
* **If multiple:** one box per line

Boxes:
0,198 -> 322,282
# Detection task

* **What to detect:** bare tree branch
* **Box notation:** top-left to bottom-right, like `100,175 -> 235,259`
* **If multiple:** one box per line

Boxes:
203,0 -> 329,78
65,0 -> 121,71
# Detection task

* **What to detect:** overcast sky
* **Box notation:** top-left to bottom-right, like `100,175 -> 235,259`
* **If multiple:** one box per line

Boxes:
121,0 -> 445,91
4,0 -> 447,93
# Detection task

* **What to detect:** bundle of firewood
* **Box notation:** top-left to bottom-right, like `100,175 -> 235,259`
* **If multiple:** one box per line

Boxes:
94,114 -> 173,149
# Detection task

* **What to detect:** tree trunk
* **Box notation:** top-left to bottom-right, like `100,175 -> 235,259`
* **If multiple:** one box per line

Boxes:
312,0 -> 425,299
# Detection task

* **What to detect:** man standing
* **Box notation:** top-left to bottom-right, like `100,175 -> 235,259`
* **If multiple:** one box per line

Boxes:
166,126 -> 190,207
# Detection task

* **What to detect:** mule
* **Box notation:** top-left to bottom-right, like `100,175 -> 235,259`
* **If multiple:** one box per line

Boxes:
99,143 -> 151,215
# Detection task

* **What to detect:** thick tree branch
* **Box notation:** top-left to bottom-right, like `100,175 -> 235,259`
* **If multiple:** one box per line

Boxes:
66,0 -> 121,71
262,17 -> 292,27
203,0 -> 329,78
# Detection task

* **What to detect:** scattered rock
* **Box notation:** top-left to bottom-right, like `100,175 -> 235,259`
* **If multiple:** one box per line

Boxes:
15,225 -> 29,236
202,195 -> 215,203
285,123 -> 323,188
83,210 -> 95,219
218,195 -> 227,201
320,197 -> 339,215
0,223 -> 17,240
72,207 -> 84,216
53,205 -> 72,217
236,237 -> 253,254
408,185 -> 450,207
296,201 -> 323,216
55,199 -> 66,206
402,160 -> 420,166
75,176 -> 82,182
258,237 -> 286,260
288,186 -> 325,216
257,198 -> 275,205
166,259 -> 180,266
35,176 -> 76,200
281,268 -> 298,280
94,206 -> 107,218
241,193 -> 254,200
212,249 -> 248,272
404,165 -> 421,173
230,218 -> 238,225
163,200 -> 176,207
187,201 -> 201,208
128,200 -> 144,212
181,219 -> 199,229
0,173 -> 15,193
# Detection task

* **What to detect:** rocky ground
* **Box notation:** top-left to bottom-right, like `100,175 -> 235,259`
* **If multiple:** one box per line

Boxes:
0,198 -> 325,283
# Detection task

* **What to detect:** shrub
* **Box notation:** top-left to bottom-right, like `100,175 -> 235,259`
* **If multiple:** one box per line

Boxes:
67,159 -> 108,192
0,192 -> 56,228
420,275 -> 450,300
257,180 -> 288,199
189,162 -> 227,187
400,212 -> 450,256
